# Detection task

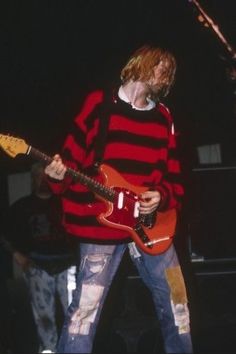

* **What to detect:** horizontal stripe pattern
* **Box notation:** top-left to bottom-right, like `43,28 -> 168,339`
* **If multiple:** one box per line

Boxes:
49,89 -> 184,241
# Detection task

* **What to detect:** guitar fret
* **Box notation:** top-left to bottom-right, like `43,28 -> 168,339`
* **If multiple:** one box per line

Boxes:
30,146 -> 53,164
66,168 -> 115,202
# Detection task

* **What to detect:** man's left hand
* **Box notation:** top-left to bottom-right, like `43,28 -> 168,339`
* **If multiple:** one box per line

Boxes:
139,190 -> 161,214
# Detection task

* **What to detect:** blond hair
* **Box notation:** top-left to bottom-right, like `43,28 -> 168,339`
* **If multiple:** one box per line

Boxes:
120,45 -> 176,97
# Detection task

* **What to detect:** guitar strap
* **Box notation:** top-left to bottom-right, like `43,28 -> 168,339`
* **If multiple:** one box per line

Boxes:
93,88 -> 113,169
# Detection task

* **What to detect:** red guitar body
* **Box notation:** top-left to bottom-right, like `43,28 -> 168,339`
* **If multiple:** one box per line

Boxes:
0,133 -> 177,255
96,164 -> 177,255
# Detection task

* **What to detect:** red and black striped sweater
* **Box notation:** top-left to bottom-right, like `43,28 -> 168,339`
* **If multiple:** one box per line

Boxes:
48,88 -> 184,243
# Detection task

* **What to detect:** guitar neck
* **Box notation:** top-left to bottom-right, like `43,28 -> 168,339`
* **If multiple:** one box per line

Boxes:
28,146 -> 115,202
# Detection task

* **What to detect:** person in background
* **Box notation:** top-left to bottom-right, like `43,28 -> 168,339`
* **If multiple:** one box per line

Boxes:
2,162 -> 77,353
44,44 -> 193,353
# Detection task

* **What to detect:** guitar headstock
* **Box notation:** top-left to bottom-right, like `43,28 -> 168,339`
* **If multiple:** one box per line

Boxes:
0,134 -> 29,158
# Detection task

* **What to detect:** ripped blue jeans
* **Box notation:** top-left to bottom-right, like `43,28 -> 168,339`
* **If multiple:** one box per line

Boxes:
57,243 -> 193,353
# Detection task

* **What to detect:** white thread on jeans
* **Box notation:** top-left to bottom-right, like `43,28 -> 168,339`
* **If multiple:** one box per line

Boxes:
69,284 -> 104,335
171,301 -> 190,334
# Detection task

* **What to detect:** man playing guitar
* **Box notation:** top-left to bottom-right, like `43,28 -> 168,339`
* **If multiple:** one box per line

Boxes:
44,44 -> 193,354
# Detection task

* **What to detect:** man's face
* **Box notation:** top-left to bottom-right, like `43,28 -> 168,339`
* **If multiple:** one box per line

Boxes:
147,59 -> 172,96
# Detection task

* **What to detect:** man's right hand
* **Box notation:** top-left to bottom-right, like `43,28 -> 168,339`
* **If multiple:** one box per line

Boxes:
44,154 -> 67,180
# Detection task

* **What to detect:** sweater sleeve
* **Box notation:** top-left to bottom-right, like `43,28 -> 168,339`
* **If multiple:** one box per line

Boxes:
48,90 -> 104,195
156,103 -> 184,211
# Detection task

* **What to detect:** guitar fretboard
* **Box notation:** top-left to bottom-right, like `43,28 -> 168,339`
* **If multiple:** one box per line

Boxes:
29,146 -> 115,202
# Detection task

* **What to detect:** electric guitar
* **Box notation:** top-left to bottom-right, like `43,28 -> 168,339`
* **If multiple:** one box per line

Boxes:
0,133 -> 177,255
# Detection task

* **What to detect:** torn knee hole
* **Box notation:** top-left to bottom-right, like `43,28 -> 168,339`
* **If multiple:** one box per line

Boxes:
86,254 -> 108,273
69,283 -> 104,335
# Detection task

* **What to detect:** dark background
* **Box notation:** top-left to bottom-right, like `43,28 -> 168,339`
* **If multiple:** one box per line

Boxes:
1,0 -> 236,165
0,2 -> 236,353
